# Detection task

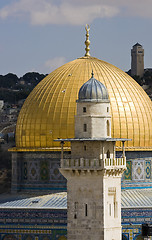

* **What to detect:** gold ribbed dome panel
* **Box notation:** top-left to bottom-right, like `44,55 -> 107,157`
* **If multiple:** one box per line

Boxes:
15,56 -> 152,150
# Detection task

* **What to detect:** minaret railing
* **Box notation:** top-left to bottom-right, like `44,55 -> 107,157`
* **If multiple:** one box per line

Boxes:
61,157 -> 126,169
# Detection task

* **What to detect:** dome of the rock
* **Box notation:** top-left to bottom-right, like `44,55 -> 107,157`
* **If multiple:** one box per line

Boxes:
15,56 -> 152,151
5,26 -> 152,240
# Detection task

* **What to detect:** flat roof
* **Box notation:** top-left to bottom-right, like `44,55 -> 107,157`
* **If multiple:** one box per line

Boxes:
0,189 -> 152,209
54,138 -> 131,142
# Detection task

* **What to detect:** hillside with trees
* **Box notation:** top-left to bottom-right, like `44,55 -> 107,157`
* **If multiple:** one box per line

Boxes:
0,72 -> 47,193
127,69 -> 152,100
0,72 -> 47,103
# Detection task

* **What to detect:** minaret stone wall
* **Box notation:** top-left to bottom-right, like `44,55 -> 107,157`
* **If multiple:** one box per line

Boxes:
75,101 -> 111,139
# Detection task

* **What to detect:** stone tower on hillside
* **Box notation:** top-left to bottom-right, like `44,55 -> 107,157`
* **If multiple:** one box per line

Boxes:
57,72 -> 129,240
131,43 -> 144,77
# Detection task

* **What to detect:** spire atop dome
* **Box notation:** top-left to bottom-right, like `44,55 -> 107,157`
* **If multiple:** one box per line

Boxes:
85,24 -> 90,57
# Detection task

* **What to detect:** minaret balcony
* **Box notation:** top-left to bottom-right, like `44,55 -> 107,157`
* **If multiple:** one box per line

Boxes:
61,157 -> 126,170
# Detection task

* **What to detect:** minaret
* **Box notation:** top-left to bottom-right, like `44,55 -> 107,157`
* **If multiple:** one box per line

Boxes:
131,43 -> 144,77
56,72 -> 129,240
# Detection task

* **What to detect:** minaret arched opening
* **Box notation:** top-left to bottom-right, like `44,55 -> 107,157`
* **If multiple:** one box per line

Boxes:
107,120 -> 110,137
107,150 -> 110,158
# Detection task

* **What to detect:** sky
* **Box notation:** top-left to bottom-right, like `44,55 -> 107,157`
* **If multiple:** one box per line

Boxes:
0,0 -> 152,77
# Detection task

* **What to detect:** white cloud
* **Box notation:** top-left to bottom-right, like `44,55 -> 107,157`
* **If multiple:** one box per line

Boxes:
0,0 -> 152,26
101,0 -> 152,18
58,2 -> 119,26
43,57 -> 67,73
0,0 -> 119,25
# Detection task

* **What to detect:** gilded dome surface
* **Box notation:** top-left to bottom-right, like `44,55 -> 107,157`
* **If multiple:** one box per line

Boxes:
78,71 -> 109,102
15,56 -> 152,151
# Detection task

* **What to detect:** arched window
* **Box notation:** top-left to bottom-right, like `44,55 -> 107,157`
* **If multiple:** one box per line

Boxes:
85,203 -> 88,216
83,107 -> 86,113
83,124 -> 87,132
74,202 -> 78,219
107,120 -> 110,136
107,150 -> 110,158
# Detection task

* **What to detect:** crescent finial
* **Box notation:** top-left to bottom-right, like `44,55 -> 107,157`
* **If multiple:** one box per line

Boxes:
85,24 -> 90,33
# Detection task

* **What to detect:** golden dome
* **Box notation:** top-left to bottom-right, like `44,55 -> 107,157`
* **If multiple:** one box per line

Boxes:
15,56 -> 152,151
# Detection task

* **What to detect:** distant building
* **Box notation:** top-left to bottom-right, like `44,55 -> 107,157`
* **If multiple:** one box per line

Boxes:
19,79 -> 25,85
131,43 -> 144,77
